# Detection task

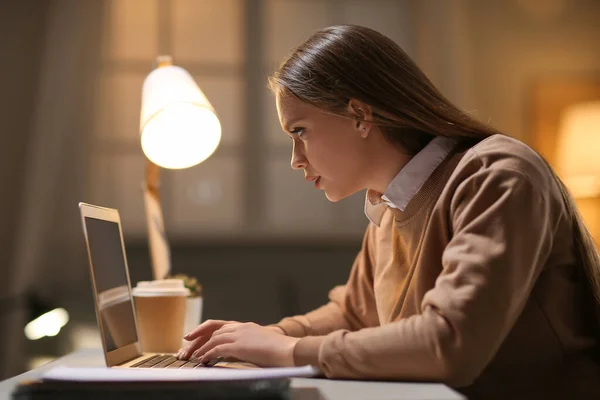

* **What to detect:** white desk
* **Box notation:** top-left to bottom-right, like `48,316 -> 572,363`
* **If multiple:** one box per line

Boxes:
0,349 -> 465,399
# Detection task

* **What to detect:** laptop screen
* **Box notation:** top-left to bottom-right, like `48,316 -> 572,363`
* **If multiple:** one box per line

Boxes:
84,216 -> 138,352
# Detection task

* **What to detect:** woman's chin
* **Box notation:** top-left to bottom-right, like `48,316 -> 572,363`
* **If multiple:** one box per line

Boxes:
320,180 -> 356,202
323,184 -> 362,203
324,189 -> 346,203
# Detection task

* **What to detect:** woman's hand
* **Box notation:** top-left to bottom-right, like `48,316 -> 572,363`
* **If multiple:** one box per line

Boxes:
177,319 -> 238,360
180,321 -> 300,367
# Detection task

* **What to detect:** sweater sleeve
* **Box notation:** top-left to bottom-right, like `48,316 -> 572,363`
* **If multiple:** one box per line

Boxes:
273,224 -> 380,338
293,167 -> 559,387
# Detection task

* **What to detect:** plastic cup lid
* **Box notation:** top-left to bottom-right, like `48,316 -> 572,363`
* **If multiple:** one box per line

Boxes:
132,279 -> 190,297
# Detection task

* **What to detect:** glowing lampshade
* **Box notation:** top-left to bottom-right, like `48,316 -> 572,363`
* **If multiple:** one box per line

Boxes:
555,101 -> 600,198
140,62 -> 221,169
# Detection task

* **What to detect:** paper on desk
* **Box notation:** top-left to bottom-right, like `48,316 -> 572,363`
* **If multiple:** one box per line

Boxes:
41,365 -> 320,382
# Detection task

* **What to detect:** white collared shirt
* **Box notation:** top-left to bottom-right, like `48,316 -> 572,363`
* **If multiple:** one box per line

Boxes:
364,136 -> 458,227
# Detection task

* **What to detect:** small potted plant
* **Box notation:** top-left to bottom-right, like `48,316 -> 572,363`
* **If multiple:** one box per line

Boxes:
169,273 -> 203,335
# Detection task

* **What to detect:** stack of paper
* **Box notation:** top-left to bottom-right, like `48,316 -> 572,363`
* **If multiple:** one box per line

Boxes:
41,365 -> 320,382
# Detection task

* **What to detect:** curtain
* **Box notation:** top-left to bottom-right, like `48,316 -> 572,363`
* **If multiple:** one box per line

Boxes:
0,0 -> 104,378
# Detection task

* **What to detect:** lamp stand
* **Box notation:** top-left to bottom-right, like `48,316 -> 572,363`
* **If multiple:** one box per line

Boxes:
143,156 -> 172,280
146,159 -> 161,197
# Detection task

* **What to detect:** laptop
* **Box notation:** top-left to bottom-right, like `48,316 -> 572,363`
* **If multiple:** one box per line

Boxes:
9,202 -> 319,398
78,202 -> 222,369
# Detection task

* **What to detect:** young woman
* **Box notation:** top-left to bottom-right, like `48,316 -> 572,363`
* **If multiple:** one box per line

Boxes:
178,25 -> 600,398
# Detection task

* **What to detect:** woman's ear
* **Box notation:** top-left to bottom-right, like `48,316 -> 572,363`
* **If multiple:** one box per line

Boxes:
347,99 -> 373,138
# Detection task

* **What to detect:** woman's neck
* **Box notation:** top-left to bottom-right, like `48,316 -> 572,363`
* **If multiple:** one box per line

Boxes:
364,134 -> 412,194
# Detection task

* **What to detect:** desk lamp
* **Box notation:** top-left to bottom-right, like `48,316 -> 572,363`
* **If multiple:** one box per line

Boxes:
140,55 -> 221,279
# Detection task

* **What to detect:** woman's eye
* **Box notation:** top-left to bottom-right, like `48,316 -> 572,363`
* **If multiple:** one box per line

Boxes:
291,128 -> 305,137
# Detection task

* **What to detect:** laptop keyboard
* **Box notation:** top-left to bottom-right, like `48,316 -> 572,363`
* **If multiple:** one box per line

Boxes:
130,354 -> 208,369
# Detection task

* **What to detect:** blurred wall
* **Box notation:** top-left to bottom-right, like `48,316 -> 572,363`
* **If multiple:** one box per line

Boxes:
0,0 -> 50,379
0,0 -> 103,378
467,0 -> 600,141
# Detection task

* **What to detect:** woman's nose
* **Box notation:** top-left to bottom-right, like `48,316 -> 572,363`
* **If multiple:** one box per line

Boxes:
291,141 -> 308,170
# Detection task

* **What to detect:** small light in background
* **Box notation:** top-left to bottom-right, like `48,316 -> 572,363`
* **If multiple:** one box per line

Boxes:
556,101 -> 600,198
556,101 -> 600,244
24,308 -> 70,341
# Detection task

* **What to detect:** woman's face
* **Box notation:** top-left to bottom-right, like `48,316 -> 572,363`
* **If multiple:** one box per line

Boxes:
276,93 -> 370,202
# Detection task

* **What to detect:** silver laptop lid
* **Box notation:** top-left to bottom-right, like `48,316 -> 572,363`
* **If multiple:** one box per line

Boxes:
79,202 -> 142,366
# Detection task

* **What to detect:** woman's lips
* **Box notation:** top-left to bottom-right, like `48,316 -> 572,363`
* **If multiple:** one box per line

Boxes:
305,175 -> 322,189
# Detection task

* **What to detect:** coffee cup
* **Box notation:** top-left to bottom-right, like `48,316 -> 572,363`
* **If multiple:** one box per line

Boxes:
132,279 -> 190,353
98,285 -> 137,349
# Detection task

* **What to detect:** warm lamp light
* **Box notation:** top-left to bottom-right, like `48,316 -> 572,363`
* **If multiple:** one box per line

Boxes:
140,56 -> 221,279
23,294 -> 69,341
140,57 -> 221,169
24,308 -> 69,341
555,101 -> 600,198
556,101 -> 600,243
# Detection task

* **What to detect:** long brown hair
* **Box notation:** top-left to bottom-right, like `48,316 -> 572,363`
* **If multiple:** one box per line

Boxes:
268,24 -> 600,303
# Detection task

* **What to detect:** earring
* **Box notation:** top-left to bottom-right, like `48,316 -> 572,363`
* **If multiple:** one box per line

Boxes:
361,126 -> 366,132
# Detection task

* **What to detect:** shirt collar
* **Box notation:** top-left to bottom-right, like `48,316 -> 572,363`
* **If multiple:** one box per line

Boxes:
364,136 -> 458,226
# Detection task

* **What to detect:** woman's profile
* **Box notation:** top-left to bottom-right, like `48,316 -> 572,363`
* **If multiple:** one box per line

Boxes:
178,25 -> 600,399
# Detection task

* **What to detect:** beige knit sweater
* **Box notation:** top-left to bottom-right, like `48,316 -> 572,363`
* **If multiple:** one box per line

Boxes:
275,135 -> 600,399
